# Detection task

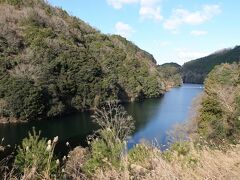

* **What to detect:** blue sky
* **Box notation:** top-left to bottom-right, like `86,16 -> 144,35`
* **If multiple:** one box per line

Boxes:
48,0 -> 240,65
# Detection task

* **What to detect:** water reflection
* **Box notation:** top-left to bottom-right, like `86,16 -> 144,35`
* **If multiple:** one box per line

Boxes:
0,84 -> 203,154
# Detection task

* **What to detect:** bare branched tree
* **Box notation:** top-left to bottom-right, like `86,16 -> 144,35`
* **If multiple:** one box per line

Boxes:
64,147 -> 88,180
92,101 -> 134,141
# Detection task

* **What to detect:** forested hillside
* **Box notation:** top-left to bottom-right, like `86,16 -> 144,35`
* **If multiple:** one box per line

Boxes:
197,63 -> 240,143
182,46 -> 240,84
0,0 -> 166,123
157,63 -> 182,89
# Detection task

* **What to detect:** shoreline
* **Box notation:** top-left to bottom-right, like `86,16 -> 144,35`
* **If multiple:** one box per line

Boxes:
0,92 -> 166,125
0,83 -> 187,125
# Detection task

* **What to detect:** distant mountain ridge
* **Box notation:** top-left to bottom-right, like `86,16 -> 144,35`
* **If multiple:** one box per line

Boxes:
159,62 -> 181,68
182,46 -> 240,84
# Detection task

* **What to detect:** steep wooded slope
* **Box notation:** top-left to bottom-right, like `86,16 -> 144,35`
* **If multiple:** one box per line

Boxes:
182,46 -> 240,83
0,0 -> 166,122
198,63 -> 240,143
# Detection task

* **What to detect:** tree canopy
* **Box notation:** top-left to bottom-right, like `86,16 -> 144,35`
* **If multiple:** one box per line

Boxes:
0,0 -> 169,122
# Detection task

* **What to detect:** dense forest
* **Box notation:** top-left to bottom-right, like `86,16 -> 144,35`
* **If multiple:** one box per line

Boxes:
182,46 -> 240,84
197,62 -> 240,143
0,0 -> 173,123
157,63 -> 182,89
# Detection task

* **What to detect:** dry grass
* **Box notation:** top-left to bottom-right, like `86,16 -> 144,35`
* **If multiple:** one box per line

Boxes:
66,143 -> 240,180
144,144 -> 240,180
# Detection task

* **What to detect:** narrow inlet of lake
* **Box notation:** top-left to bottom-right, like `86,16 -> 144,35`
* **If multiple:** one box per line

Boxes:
0,84 -> 203,155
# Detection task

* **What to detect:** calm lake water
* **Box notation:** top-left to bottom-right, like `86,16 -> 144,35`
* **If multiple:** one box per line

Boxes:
0,84 -> 203,155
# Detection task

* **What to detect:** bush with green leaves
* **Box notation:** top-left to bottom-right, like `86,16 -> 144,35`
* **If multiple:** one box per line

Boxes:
128,144 -> 151,165
83,129 -> 124,175
14,128 -> 60,179
162,141 -> 199,168
82,101 -> 134,175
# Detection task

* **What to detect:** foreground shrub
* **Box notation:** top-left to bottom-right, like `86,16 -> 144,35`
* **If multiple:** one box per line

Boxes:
128,144 -> 151,165
64,146 -> 89,179
83,129 -> 124,175
91,101 -> 134,141
82,101 -> 134,176
14,128 -> 60,179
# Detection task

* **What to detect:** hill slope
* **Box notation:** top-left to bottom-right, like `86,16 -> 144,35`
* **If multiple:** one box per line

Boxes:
197,62 -> 240,143
0,0 -> 166,122
157,63 -> 182,89
182,46 -> 240,84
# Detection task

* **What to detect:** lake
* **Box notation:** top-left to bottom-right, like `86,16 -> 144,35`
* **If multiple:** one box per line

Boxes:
0,84 -> 203,155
